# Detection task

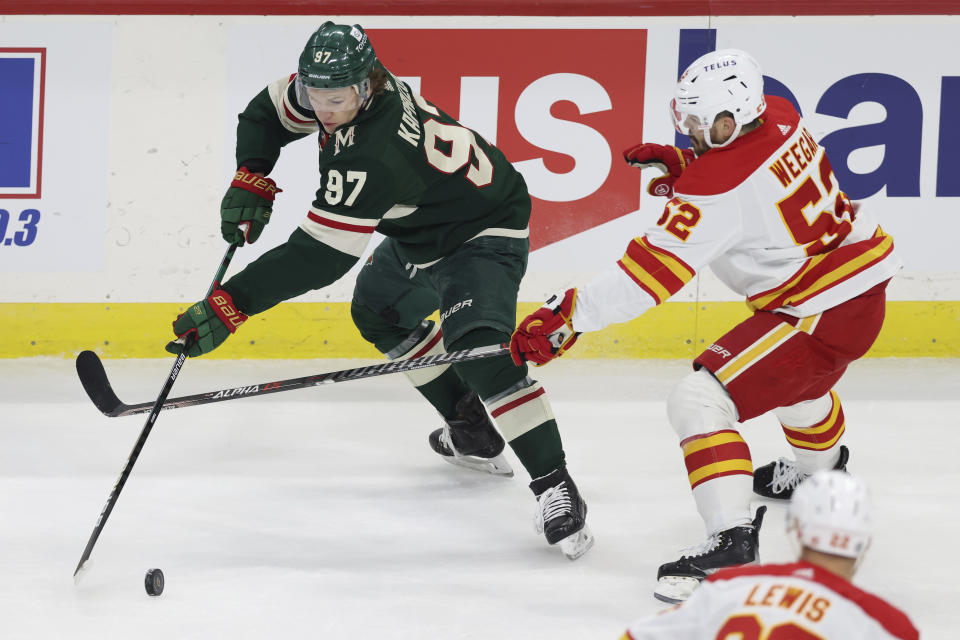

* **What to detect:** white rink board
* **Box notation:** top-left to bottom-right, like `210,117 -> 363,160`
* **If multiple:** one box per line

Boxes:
0,15 -> 957,302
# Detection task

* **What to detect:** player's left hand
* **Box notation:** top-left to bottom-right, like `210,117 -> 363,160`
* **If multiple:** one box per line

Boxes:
166,288 -> 248,357
510,288 -> 580,366
623,142 -> 696,198
220,167 -> 282,246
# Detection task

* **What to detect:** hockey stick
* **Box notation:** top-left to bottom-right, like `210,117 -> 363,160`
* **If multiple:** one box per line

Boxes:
77,343 -> 509,418
73,242 -> 238,583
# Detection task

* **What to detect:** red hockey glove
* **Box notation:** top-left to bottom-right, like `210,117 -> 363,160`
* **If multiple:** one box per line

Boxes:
166,287 -> 248,357
623,142 -> 696,198
220,167 -> 282,246
510,289 -> 580,366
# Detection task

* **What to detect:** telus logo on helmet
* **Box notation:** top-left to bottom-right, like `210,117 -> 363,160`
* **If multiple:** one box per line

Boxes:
703,60 -> 737,72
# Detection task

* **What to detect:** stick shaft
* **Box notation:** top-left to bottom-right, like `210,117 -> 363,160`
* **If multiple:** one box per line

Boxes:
73,243 -> 237,580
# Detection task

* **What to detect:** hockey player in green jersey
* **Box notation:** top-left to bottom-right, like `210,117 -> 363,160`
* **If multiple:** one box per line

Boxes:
168,22 -> 593,560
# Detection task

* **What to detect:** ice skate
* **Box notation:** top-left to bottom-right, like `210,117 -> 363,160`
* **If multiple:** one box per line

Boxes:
654,506 -> 766,604
753,445 -> 849,500
428,391 -> 513,477
530,468 -> 594,560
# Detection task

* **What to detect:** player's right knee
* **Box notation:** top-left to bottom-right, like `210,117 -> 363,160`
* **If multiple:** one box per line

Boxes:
666,367 -> 739,440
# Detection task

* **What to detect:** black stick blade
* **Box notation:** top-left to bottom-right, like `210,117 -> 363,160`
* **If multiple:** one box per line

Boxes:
76,350 -> 125,417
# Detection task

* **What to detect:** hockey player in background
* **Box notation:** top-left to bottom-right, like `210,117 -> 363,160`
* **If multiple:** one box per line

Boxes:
621,471 -> 919,639
510,49 -> 899,597
167,22 -> 592,559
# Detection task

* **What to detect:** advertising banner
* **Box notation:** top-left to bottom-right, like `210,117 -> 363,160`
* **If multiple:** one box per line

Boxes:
0,22 -> 111,274
225,20 -> 958,300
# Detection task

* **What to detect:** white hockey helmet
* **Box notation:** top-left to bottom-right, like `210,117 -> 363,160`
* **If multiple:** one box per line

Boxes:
671,48 -> 766,148
787,470 -> 872,563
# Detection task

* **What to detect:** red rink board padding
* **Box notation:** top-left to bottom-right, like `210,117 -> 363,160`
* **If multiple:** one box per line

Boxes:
2,0 -> 957,14
367,28 -> 647,250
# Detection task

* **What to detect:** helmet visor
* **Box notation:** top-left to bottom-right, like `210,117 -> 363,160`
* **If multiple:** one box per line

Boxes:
295,76 -> 367,113
670,98 -> 711,136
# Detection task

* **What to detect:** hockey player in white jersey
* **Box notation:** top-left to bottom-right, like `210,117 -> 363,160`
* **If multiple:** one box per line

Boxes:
510,48 -> 901,601
620,471 -> 919,639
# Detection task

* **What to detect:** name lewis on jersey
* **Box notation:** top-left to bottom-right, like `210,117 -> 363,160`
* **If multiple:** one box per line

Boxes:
743,583 -> 831,624
394,77 -> 422,147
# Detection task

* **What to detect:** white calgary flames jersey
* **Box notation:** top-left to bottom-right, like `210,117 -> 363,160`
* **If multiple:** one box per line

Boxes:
572,96 -> 901,333
622,562 -> 918,640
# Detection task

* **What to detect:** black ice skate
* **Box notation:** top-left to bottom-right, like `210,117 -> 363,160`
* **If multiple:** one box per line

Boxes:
753,445 -> 849,500
428,391 -> 514,477
530,468 -> 594,560
654,506 -> 766,604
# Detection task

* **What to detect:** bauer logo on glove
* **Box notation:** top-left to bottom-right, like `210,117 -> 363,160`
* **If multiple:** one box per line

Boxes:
510,288 -> 580,366
210,293 -> 246,330
220,167 -> 282,246
166,288 -> 248,357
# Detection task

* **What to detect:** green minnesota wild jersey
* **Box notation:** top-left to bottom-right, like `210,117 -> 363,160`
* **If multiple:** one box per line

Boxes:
224,67 -> 531,315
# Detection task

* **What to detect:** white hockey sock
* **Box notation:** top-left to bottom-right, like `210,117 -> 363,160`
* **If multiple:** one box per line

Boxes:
484,378 -> 554,441
680,429 -> 753,534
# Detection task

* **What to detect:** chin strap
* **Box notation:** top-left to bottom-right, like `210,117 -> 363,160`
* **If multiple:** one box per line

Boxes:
705,121 -> 743,149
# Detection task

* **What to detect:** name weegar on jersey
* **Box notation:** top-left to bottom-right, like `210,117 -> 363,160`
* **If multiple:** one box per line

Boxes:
572,95 -> 902,333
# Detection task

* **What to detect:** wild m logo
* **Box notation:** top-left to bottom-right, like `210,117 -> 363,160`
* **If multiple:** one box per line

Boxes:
334,126 -> 357,155
0,49 -> 45,198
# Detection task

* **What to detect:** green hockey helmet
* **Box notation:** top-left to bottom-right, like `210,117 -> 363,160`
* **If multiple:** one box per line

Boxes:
297,22 -> 377,90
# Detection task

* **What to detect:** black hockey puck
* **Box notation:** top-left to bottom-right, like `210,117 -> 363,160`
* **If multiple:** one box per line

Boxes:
144,568 -> 164,596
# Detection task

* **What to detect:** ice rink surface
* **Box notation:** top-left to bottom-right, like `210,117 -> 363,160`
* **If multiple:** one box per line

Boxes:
1,356 -> 957,638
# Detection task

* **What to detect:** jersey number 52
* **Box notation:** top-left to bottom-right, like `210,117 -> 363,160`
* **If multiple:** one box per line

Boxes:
777,155 -> 855,257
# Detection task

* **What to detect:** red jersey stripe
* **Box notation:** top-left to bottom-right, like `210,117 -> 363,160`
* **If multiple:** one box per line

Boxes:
617,260 -> 667,304
306,211 -> 377,234
749,230 -> 893,310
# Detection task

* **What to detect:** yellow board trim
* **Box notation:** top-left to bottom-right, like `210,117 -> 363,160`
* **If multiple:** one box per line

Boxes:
1,300 -> 957,359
